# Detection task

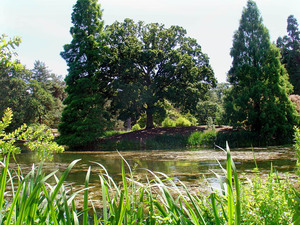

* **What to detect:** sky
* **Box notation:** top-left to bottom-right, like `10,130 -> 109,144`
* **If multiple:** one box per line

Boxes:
1,0 -> 300,83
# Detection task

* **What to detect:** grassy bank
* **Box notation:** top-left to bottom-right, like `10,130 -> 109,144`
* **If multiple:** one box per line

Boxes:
97,126 -> 293,151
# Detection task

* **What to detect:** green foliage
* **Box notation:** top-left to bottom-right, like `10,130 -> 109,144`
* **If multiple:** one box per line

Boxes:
277,15 -> 300,94
0,34 -> 22,69
131,123 -> 141,131
0,108 -> 64,160
0,35 -> 65,130
196,83 -> 229,125
0,134 -> 298,223
29,80 -> 55,124
59,0 -> 110,148
175,116 -> 191,127
188,130 -> 217,147
102,130 -> 128,138
0,157 -> 83,224
187,131 -> 202,146
224,0 -> 299,143
30,61 -> 66,128
183,112 -> 198,126
161,117 -> 176,127
294,126 -> 300,178
241,171 -> 295,224
107,19 -> 216,129
206,116 -> 215,130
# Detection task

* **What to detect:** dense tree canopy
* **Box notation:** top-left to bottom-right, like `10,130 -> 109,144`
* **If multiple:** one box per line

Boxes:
58,0 -> 110,148
224,0 -> 298,143
196,83 -> 229,125
277,15 -> 300,94
0,35 -> 65,130
106,19 -> 216,128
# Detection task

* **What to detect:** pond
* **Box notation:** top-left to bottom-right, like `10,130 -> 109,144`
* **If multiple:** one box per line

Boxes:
10,146 -> 296,183
8,146 -> 297,208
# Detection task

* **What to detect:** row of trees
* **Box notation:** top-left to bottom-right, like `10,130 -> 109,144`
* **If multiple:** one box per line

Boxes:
0,34 -> 66,131
58,0 -> 300,148
58,0 -> 216,147
1,0 -> 299,149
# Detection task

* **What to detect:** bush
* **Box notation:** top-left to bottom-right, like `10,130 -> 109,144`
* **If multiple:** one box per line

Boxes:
184,113 -> 198,126
132,124 -> 141,131
175,117 -> 191,127
201,130 -> 217,145
187,131 -> 202,146
188,130 -> 217,147
162,117 -> 176,127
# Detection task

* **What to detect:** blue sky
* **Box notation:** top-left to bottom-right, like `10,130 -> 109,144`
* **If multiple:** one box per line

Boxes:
1,0 -> 300,82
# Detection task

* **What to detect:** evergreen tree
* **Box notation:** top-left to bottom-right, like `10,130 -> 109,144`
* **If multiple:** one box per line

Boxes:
277,15 -> 300,94
31,60 -> 50,83
225,0 -> 298,143
58,0 -> 109,148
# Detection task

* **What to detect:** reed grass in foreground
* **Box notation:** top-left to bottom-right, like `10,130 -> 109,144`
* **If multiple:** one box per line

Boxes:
1,145 -> 299,224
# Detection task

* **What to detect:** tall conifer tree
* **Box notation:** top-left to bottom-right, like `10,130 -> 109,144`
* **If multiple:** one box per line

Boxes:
58,0 -> 108,148
277,15 -> 300,94
225,0 -> 298,143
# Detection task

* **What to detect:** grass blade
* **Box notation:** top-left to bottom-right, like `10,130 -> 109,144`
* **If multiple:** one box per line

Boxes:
83,166 -> 91,225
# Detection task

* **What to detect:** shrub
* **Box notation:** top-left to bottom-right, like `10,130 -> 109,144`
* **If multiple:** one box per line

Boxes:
201,130 -> 217,146
187,131 -> 202,146
175,117 -> 191,127
188,130 -> 217,147
184,113 -> 198,126
131,123 -> 141,131
162,117 -> 176,127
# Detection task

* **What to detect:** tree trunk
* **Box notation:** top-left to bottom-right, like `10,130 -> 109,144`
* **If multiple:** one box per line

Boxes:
126,118 -> 132,131
146,109 -> 154,129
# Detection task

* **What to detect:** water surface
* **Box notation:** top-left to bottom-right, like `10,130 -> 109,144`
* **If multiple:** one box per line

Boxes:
11,146 -> 297,187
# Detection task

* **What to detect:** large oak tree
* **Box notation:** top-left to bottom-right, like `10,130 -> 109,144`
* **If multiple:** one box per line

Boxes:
106,19 -> 216,128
